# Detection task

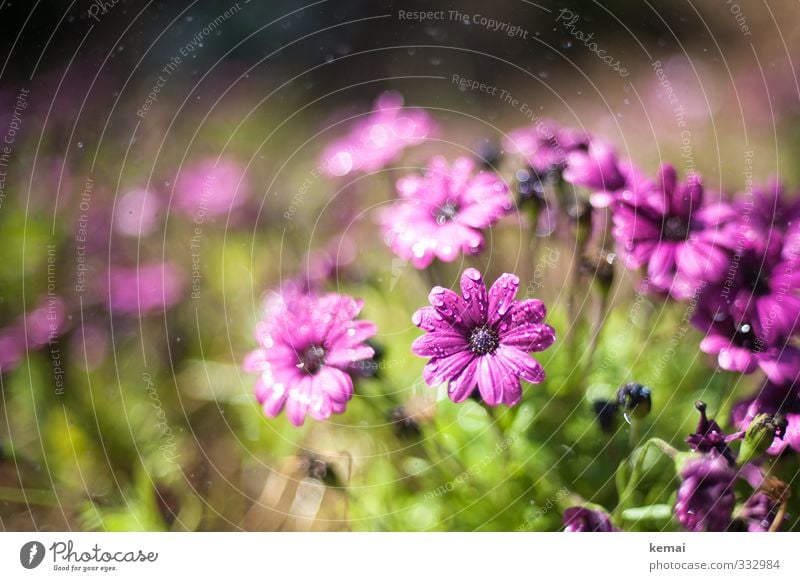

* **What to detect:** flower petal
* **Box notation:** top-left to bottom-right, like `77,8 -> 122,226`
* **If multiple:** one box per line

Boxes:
497,345 -> 546,384
460,268 -> 488,326
448,357 -> 479,403
422,351 -> 473,386
477,354 -> 505,406
500,322 -> 556,352
487,273 -> 520,325
411,331 -> 469,358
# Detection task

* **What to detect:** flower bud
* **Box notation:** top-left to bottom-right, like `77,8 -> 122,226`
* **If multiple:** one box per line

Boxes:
591,399 -> 618,433
617,382 -> 652,422
738,413 -> 787,466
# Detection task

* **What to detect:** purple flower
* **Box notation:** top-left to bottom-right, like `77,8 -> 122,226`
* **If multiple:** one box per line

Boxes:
741,491 -> 785,532
685,401 -> 739,464
0,297 -> 69,373
563,506 -> 617,532
734,180 -> 800,259
731,380 -> 800,455
379,156 -> 513,268
675,454 -> 736,531
503,120 -> 589,174
173,157 -> 250,218
321,91 -> 436,177
563,139 -> 644,208
105,262 -> 184,315
114,188 -> 162,237
411,268 -> 555,406
692,290 -> 800,383
0,327 -> 25,373
612,164 -> 738,298
243,288 -> 377,426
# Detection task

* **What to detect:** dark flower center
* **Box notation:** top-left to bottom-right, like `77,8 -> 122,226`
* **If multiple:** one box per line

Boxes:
469,325 -> 499,355
435,201 -> 459,224
298,344 -> 326,374
747,274 -> 771,296
732,323 -> 764,353
662,216 -> 690,241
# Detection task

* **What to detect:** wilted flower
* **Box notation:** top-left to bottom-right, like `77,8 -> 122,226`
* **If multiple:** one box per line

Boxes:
379,156 -> 513,268
685,401 -> 739,464
411,268 -> 555,406
320,91 -> 435,177
562,506 -> 617,532
104,262 -> 184,315
172,157 -> 250,218
675,454 -> 736,531
243,288 -> 377,426
612,164 -> 737,298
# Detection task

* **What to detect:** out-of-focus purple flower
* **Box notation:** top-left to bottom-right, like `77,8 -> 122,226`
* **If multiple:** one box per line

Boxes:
320,92 -> 436,177
735,181 -> 800,259
302,235 -> 358,287
114,188 -> 163,237
675,454 -> 736,532
0,328 -> 25,373
563,506 -> 617,532
612,164 -> 737,298
692,291 -> 800,383
379,156 -> 512,268
104,263 -> 184,315
173,157 -> 250,218
243,289 -> 377,426
731,380 -> 800,455
741,491 -> 785,532
563,139 -> 645,208
685,401 -> 740,464
503,120 -> 589,174
70,322 -> 110,371
23,297 -> 67,349
411,268 -> 555,406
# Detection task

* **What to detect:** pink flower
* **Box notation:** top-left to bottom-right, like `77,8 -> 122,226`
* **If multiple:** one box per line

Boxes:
502,120 -> 589,174
411,268 -> 556,406
379,156 -> 513,268
320,92 -> 436,177
243,288 -> 377,426
105,263 -> 184,315
114,188 -> 162,237
173,157 -> 250,217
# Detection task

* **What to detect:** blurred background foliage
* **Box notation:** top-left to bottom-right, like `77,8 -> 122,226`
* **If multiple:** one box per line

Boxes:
1,0 -> 799,530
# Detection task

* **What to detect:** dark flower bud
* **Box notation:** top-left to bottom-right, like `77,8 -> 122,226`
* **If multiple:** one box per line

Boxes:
617,382 -> 652,421
514,167 -> 547,206
474,138 -> 502,169
388,406 -> 422,439
580,251 -> 615,297
591,399 -> 618,433
566,198 -> 593,246
738,413 -> 787,466
563,506 -> 618,532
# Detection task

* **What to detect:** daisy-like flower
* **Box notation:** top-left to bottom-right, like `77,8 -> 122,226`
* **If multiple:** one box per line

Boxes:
612,164 -> 738,298
563,139 -> 646,209
734,180 -> 800,259
320,91 -> 436,177
379,156 -> 513,269
502,120 -> 589,175
692,290 -> 800,383
411,268 -> 555,406
243,286 -> 377,426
